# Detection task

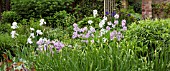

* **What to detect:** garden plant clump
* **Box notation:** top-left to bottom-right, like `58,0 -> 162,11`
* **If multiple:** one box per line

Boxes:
0,0 -> 170,71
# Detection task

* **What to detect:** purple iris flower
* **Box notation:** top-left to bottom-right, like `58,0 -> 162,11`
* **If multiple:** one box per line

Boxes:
106,26 -> 111,30
114,20 -> 119,25
111,11 -> 116,17
78,34 -> 83,38
85,32 -> 90,38
106,11 -> 109,15
90,26 -> 96,33
72,32 -> 78,39
36,38 -> 44,45
110,30 -> 117,40
54,41 -> 65,51
121,20 -> 126,27
73,23 -> 78,28
50,45 -> 54,54
45,40 -> 51,45
117,32 -> 124,41
117,35 -> 121,41
127,14 -> 131,17
73,27 -> 80,32
44,44 -> 47,51
122,26 -> 127,31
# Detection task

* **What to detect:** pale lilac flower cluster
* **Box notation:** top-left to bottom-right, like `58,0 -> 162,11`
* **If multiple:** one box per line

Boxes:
98,12 -> 128,42
110,30 -> 124,41
36,38 -> 65,53
72,10 -> 128,43
72,23 -> 96,43
72,23 -> 96,39
121,20 -> 127,31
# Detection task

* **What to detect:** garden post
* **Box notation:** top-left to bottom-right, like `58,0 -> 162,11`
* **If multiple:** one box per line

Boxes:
142,0 -> 152,19
122,0 -> 128,9
104,0 -> 115,16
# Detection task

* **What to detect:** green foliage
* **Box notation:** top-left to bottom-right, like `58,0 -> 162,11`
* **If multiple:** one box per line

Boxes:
46,10 -> 76,28
133,2 -> 142,13
2,35 -> 169,71
11,0 -> 74,20
77,17 -> 101,28
0,19 -> 50,60
124,19 -> 170,57
46,28 -> 66,40
0,18 -> 170,70
152,3 -> 170,18
11,0 -> 77,27
73,0 -> 104,18
0,33 -> 27,60
0,23 -> 11,33
119,9 -> 141,26
1,1 -> 170,70
128,0 -> 142,13
1,11 -> 20,23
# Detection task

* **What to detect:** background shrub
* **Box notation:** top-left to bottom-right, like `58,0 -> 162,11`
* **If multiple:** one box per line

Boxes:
46,10 -> 76,28
119,9 -> 141,26
10,0 -> 75,26
124,19 -> 170,57
128,0 -> 142,13
0,23 -> 11,33
152,3 -> 170,18
11,0 -> 74,19
1,11 -> 20,23
0,33 -> 27,60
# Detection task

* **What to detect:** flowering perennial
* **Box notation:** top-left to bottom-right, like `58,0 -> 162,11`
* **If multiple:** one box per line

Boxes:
36,38 -> 65,53
72,10 -> 128,43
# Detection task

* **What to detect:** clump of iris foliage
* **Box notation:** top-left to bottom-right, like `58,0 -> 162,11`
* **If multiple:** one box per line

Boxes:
0,9 -> 170,71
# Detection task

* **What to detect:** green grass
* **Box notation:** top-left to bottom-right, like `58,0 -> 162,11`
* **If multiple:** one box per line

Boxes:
1,39 -> 169,71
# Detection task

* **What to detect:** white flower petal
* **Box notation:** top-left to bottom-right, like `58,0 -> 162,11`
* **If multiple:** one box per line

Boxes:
30,27 -> 35,31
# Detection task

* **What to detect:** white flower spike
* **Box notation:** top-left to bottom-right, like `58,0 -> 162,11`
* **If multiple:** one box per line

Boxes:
11,31 -> 18,38
114,14 -> 119,19
30,27 -> 35,31
36,30 -> 43,36
40,19 -> 46,26
27,38 -> 33,44
93,10 -> 98,17
88,20 -> 93,25
11,22 -> 18,29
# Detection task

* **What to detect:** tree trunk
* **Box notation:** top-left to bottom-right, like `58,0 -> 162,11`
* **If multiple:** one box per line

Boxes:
0,0 -> 2,19
5,0 -> 10,11
142,0 -> 152,19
